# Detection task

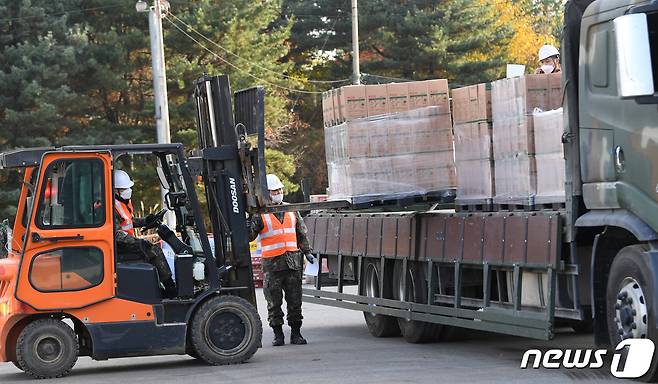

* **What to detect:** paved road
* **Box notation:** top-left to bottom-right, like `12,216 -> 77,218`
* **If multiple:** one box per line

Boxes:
0,288 -> 618,383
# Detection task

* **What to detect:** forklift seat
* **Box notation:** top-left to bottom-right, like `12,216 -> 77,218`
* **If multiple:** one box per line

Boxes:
116,262 -> 162,304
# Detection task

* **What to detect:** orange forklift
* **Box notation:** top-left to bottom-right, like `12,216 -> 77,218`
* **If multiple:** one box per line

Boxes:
0,75 -> 312,378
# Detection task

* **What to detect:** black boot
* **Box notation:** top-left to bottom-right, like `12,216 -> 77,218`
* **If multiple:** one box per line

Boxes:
163,278 -> 177,299
290,325 -> 307,345
272,325 -> 285,346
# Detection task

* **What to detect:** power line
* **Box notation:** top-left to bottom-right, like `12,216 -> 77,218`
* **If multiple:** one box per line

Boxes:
167,11 -> 351,85
0,4 -> 124,23
164,16 -> 324,95
362,73 -> 412,82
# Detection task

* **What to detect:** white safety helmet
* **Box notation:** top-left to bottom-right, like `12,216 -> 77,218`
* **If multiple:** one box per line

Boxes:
266,174 -> 284,191
538,44 -> 560,61
114,170 -> 134,189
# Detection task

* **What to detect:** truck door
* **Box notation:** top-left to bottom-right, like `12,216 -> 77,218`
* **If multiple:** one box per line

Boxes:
15,152 -> 115,311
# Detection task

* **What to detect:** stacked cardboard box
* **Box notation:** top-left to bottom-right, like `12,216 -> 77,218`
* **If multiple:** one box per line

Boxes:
322,79 -> 451,127
491,73 -> 563,204
452,83 -> 494,202
325,106 -> 456,202
533,108 -> 565,201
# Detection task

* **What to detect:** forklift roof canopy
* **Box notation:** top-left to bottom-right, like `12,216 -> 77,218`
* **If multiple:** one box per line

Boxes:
0,143 -> 184,169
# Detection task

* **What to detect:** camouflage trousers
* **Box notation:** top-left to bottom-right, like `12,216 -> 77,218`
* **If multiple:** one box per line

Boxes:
263,268 -> 303,328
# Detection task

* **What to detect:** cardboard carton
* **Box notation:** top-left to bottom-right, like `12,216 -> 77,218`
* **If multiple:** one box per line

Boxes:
452,83 -> 491,124
535,153 -> 565,199
427,79 -> 450,113
408,81 -> 430,110
456,159 -> 495,200
533,108 -> 564,155
331,89 -> 343,124
365,84 -> 389,117
339,85 -> 367,120
387,83 -> 409,113
322,91 -> 335,127
494,155 -> 536,202
548,73 -> 563,110
454,121 -> 493,162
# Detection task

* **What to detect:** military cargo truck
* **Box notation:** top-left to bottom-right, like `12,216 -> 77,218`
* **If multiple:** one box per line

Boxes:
302,0 -> 658,380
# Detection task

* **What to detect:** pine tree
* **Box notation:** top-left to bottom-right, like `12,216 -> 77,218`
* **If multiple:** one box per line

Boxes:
0,0 -> 301,219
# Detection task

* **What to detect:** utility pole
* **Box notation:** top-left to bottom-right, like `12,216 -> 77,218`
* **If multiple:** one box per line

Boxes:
138,0 -> 175,227
148,0 -> 171,146
351,0 -> 361,85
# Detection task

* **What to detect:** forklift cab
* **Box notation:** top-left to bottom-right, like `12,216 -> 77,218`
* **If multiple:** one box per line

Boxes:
2,145 -> 215,310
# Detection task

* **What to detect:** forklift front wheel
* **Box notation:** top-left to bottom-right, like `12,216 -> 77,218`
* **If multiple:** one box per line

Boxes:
190,295 -> 262,365
15,318 -> 78,379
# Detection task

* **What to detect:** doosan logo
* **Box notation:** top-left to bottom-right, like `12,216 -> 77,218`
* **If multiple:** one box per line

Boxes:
521,339 -> 655,378
229,177 -> 240,214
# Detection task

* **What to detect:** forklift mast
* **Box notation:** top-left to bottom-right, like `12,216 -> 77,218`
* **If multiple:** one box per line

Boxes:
191,74 -> 269,305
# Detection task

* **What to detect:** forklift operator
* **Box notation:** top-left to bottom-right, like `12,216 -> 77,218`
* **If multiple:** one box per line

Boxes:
113,170 -> 177,298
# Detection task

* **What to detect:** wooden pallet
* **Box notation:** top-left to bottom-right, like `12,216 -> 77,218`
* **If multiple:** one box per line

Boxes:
492,197 -> 566,212
455,198 -> 494,212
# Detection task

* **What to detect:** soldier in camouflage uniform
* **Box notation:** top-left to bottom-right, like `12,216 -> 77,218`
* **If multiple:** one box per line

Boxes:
248,174 -> 314,346
113,170 -> 177,298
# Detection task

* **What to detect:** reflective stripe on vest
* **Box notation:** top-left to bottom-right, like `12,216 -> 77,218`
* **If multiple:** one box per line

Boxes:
260,212 -> 298,258
115,199 -> 135,236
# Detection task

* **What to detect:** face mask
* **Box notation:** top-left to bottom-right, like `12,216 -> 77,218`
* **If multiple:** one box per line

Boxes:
119,188 -> 132,200
271,194 -> 284,205
541,64 -> 555,74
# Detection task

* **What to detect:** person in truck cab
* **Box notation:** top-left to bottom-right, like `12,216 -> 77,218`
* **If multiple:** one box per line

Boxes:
113,169 -> 177,298
535,44 -> 561,74
247,173 -> 314,346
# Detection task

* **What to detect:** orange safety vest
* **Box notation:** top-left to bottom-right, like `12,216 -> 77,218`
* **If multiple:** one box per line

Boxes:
114,198 -> 135,236
260,212 -> 299,258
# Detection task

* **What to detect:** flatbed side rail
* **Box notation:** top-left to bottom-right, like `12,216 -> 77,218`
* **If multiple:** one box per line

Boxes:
302,211 -> 572,341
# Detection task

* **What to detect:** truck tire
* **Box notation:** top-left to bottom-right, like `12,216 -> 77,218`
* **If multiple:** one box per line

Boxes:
393,260 -> 442,343
15,318 -> 78,379
11,360 -> 23,371
361,258 -> 400,337
606,244 -> 658,381
190,295 -> 262,365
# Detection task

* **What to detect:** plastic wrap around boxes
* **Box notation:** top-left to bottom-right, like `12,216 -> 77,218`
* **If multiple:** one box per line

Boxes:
325,106 -> 456,202
452,83 -> 494,203
491,74 -> 564,205
533,108 -> 566,201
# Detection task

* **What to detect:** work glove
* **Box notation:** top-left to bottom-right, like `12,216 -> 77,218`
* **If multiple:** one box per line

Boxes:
144,209 -> 167,229
305,253 -> 315,264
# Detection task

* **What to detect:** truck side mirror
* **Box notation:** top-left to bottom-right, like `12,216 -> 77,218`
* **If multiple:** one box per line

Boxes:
613,13 -> 655,98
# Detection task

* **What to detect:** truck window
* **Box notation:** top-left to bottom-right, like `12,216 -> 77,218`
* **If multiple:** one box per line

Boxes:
29,247 -> 103,292
649,12 -> 658,91
36,159 -> 105,228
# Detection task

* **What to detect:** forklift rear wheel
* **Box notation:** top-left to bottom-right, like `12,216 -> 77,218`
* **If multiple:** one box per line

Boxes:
393,260 -> 442,343
606,244 -> 658,382
361,258 -> 400,337
190,295 -> 262,365
15,318 -> 78,379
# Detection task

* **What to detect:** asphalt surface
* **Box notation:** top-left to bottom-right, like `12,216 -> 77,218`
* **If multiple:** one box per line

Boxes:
0,288 -> 619,383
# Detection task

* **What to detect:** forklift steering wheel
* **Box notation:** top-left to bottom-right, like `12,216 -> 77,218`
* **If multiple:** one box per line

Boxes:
143,208 -> 168,230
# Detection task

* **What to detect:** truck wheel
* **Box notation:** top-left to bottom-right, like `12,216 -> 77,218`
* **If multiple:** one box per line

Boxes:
393,260 -> 442,343
606,244 -> 658,381
361,258 -> 400,337
190,295 -> 262,365
15,318 -> 78,379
